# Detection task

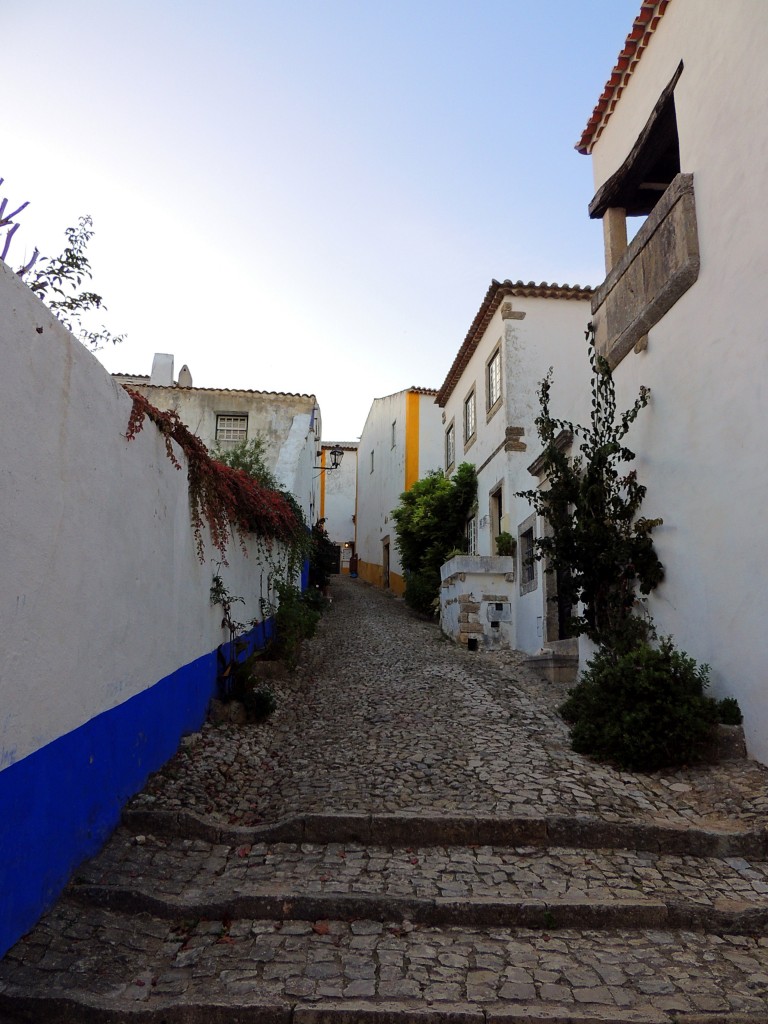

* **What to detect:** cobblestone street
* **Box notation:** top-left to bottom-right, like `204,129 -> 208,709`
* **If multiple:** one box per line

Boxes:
2,576 -> 768,1022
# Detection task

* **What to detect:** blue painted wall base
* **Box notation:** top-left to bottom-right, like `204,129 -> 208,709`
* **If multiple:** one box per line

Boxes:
0,620 -> 270,959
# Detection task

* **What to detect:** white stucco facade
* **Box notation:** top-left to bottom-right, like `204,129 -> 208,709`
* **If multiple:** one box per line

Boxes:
1,263 -> 301,955
574,0 -> 768,763
355,389 -> 443,594
113,364 -> 320,524
437,281 -> 593,654
319,443 -> 358,572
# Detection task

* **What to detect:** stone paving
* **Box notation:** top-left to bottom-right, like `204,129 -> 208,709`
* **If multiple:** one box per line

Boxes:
2,576 -> 768,1023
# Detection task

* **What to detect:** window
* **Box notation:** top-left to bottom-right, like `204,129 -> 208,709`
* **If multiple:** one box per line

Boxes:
215,414 -> 248,449
518,515 -> 537,595
487,348 -> 501,410
391,421 -> 396,449
370,449 -> 374,473
464,389 -> 476,444
466,516 -> 478,555
445,423 -> 455,470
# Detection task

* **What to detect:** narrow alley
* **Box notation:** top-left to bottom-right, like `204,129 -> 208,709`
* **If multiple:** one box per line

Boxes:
2,577 -> 768,1022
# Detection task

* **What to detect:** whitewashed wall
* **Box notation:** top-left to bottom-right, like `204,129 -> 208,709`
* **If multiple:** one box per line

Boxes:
0,261 -> 299,955
355,390 -> 442,592
321,445 -> 357,563
441,292 -> 592,652
115,380 -> 320,523
584,0 -> 768,762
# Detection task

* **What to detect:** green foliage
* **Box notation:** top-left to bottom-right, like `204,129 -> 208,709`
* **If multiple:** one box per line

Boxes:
560,638 -> 718,771
517,325 -> 663,651
24,215 -> 125,350
271,579 -> 321,671
308,521 -> 338,590
392,462 -> 477,615
227,654 -> 277,721
717,697 -> 743,726
212,436 -> 278,490
495,531 -> 516,556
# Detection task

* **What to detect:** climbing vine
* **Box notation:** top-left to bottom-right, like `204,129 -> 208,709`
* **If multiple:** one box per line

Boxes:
124,388 -> 306,561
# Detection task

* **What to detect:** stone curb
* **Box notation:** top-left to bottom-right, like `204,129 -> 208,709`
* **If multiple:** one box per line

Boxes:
69,882 -> 768,936
4,990 -> 741,1024
121,808 -> 768,859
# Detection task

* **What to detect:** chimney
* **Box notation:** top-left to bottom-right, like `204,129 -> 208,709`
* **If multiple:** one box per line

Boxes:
178,364 -> 193,387
150,353 -> 174,386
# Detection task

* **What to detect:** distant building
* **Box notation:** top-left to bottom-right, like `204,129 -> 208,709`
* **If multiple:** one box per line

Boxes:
113,353 -> 321,523
436,279 -> 592,655
572,0 -> 768,763
355,388 -> 443,595
318,442 -> 358,573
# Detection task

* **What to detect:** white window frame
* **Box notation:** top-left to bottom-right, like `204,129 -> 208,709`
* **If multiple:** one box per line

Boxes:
445,421 -> 455,471
464,388 -> 476,445
487,347 -> 502,412
215,413 -> 248,449
466,515 -> 478,555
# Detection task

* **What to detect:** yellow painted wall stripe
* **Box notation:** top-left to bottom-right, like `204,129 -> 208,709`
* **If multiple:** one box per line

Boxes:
405,391 -> 419,490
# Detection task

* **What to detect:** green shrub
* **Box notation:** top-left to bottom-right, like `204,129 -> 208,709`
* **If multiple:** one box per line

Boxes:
273,580 -> 320,670
242,684 -> 277,721
404,567 -> 441,617
560,637 -> 718,771
717,697 -> 743,726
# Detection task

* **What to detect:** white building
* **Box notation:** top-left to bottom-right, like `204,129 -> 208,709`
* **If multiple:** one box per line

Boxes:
114,354 -> 320,524
436,279 -> 592,655
355,388 -> 443,595
574,0 -> 768,762
318,443 -> 358,573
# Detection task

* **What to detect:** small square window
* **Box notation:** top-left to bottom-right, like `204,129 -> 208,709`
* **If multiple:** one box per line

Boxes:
215,414 -> 248,450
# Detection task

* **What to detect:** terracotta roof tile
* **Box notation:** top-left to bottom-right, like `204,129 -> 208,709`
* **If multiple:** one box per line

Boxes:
115,377 -> 316,400
576,0 -> 670,155
436,279 -> 593,407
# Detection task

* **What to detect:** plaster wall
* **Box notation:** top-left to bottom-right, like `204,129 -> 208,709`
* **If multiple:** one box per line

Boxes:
441,294 -> 591,653
585,0 -> 768,762
356,392 -> 408,587
355,391 -> 442,591
321,445 -> 358,552
0,262 -> 294,954
117,382 -> 320,521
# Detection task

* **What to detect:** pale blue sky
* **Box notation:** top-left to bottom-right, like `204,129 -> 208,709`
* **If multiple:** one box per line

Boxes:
4,1 -> 639,440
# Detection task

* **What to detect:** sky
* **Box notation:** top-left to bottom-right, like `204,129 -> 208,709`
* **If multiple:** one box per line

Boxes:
3,1 -> 640,441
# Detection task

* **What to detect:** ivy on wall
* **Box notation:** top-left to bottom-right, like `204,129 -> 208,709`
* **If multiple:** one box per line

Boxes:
124,388 -> 305,562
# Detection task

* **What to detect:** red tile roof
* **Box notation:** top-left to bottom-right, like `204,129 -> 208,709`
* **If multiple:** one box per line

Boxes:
114,376 -> 316,400
436,279 -> 593,407
576,0 -> 670,155
409,386 -> 439,396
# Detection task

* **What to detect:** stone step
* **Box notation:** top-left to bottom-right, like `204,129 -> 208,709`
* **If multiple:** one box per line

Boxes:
122,808 -> 768,859
2,907 -> 768,1021
69,828 -> 768,934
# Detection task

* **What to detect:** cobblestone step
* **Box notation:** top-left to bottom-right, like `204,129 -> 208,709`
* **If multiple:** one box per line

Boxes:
122,808 -> 768,859
2,909 -> 768,1022
68,828 -> 768,934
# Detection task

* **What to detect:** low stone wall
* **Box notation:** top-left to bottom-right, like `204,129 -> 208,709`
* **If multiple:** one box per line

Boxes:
440,555 -> 516,650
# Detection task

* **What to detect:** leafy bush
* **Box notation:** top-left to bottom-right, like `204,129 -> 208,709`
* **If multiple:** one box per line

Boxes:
392,462 -> 477,616
516,326 -> 663,651
272,580 -> 320,670
717,697 -> 743,726
560,637 -> 718,771
242,684 -> 277,721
